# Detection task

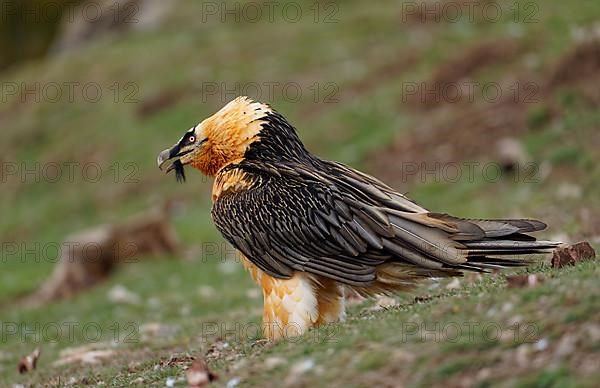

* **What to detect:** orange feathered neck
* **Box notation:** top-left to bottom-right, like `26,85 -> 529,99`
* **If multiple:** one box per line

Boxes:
190,97 -> 272,176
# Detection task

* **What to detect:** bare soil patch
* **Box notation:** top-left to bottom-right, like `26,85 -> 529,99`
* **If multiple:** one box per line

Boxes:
368,39 -> 599,188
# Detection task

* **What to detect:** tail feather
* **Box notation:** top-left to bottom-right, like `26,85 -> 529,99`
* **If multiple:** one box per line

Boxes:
383,211 -> 560,274
464,239 -> 559,252
453,216 -> 559,271
469,218 -> 547,236
429,213 -> 547,239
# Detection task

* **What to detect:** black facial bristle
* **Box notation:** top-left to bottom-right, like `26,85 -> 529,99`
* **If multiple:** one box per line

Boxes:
174,160 -> 186,183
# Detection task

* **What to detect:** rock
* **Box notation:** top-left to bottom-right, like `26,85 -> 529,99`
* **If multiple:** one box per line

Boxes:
496,137 -> 529,172
506,274 -> 544,288
285,358 -> 315,385
264,356 -> 286,370
139,323 -> 179,341
186,358 -> 218,387
197,286 -> 216,299
25,205 -> 178,307
445,278 -> 461,290
108,284 -> 140,305
372,295 -> 398,310
246,288 -> 261,299
554,333 -> 577,358
533,338 -> 549,351
52,0 -> 173,54
556,183 -> 583,200
165,377 -> 176,387
17,348 -> 41,374
551,242 -> 597,268
53,345 -> 115,366
515,344 -> 531,366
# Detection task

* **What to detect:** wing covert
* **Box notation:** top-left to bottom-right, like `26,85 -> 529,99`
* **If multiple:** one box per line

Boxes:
211,166 -> 385,286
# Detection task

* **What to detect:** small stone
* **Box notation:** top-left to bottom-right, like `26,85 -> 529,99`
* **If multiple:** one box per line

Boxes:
534,338 -> 549,351
139,323 -> 179,341
53,346 -> 115,367
285,358 -> 315,385
290,358 -> 314,375
445,278 -> 461,290
551,242 -> 596,268
17,348 -> 41,374
264,356 -> 286,370
107,285 -> 140,305
501,302 -> 514,313
375,296 -> 397,309
582,323 -> 600,342
556,183 -> 582,200
165,377 -> 176,387
506,274 -> 544,288
496,137 -> 529,172
186,359 -> 217,387
197,286 -> 216,299
246,288 -> 261,299
554,334 -> 577,358
515,344 -> 531,365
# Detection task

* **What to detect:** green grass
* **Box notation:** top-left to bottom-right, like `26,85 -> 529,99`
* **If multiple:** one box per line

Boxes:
1,0 -> 600,386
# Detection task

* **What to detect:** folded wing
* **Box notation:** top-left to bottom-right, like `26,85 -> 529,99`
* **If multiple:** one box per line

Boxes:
211,160 -> 559,288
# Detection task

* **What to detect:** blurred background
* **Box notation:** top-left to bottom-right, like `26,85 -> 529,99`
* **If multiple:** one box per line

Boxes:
1,0 -> 599,386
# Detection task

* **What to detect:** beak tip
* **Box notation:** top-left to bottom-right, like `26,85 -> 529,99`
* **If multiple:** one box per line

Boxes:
157,149 -> 171,171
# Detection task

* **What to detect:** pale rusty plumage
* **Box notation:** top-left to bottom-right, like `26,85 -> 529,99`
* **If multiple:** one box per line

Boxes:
212,164 -> 254,202
191,98 -> 271,177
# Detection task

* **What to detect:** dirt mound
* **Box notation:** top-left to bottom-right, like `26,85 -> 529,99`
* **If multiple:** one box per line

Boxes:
349,54 -> 419,97
547,40 -> 600,87
369,39 -> 598,188
299,53 -> 419,119
368,97 -> 527,187
22,205 -> 179,307
546,39 -> 600,107
406,39 -> 521,110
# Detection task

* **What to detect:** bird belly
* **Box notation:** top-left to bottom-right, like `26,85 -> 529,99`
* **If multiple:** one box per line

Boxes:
238,254 -> 344,339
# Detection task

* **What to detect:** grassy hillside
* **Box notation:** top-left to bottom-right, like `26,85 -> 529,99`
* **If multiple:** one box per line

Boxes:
1,0 -> 599,386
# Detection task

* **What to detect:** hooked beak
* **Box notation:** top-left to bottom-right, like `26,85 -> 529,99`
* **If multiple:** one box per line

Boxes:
157,145 -> 191,182
157,146 -> 177,173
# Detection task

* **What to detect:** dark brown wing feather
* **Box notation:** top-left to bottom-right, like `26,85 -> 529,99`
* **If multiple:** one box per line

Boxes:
211,160 -> 559,287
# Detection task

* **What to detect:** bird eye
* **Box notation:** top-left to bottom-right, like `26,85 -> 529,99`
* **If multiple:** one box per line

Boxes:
188,136 -> 195,143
